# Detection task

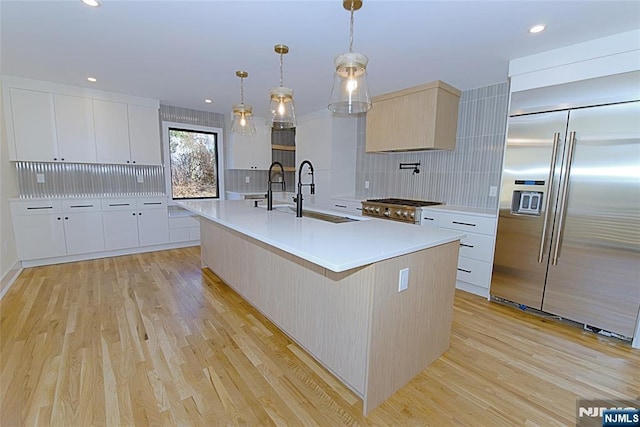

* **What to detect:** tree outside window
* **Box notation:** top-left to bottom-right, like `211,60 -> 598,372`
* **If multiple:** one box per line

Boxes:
169,128 -> 219,199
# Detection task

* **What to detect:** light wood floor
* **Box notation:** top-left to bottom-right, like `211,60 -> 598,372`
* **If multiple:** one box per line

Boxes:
1,247 -> 638,426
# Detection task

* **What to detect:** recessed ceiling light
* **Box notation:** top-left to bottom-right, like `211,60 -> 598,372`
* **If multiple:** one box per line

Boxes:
529,24 -> 546,34
204,99 -> 213,104
87,77 -> 97,83
81,0 -> 101,7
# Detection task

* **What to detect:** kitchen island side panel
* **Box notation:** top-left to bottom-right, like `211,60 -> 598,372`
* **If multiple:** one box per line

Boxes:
201,218 -> 460,414
200,218 -> 373,395
364,241 -> 459,414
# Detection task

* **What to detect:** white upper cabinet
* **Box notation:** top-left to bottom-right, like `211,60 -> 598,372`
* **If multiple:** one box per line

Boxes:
226,118 -> 271,170
94,100 -> 131,164
128,104 -> 162,165
54,94 -> 97,162
8,88 -> 58,161
3,77 -> 161,165
95,101 -> 162,165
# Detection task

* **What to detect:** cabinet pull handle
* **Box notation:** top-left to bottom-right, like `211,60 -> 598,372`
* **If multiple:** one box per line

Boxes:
334,204 -> 347,208
457,268 -> 472,273
423,217 -> 435,221
132,213 -> 136,216
110,203 -> 131,207
143,202 -> 162,205
27,206 -> 53,210
452,221 -> 476,227
69,205 -> 93,208
57,217 -> 62,220
139,212 -> 142,216
64,217 -> 69,220
460,243 -> 474,248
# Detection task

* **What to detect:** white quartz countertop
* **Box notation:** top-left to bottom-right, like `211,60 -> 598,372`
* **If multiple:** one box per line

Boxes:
178,199 -> 465,273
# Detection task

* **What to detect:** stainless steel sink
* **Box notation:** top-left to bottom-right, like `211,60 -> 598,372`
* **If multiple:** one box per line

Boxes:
275,206 -> 360,223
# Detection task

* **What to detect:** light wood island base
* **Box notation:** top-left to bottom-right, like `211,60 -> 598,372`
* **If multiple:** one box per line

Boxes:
200,218 -> 459,414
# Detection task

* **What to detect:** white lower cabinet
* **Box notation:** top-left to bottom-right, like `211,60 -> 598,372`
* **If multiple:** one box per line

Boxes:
102,197 -> 169,250
12,199 -> 105,260
11,197 -> 171,265
329,198 -> 363,216
63,212 -> 105,255
17,213 -> 67,260
103,210 -> 139,250
169,214 -> 200,243
422,208 -> 497,298
137,208 -> 170,246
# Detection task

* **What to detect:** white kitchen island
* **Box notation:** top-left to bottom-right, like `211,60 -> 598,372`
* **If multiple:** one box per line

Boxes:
178,199 -> 464,415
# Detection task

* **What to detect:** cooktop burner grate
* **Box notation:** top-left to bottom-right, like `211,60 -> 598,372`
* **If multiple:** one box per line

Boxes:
365,198 -> 443,207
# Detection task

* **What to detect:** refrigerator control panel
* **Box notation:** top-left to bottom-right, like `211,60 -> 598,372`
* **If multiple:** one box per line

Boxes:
512,190 -> 543,215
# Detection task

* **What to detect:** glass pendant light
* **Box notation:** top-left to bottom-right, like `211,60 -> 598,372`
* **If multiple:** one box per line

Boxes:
231,70 -> 257,135
268,44 -> 297,129
328,0 -> 372,114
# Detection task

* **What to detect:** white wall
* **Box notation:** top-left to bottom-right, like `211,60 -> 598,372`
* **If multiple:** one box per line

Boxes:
0,79 -> 20,296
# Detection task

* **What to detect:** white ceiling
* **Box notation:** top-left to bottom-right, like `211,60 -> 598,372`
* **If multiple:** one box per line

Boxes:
2,0 -> 639,117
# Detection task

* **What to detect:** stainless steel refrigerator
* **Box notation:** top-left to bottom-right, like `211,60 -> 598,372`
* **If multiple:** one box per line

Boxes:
491,94 -> 640,338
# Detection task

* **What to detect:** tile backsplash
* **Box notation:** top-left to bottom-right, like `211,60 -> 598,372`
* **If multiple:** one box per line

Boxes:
355,81 -> 509,210
16,162 -> 165,198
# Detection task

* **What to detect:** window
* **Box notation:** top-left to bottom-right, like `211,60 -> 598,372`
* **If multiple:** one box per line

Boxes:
163,123 -> 224,200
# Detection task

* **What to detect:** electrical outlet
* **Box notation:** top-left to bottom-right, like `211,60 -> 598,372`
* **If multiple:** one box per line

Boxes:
489,186 -> 498,197
398,268 -> 409,292
245,176 -> 250,184
364,180 -> 370,189
137,175 -> 144,183
36,173 -> 45,184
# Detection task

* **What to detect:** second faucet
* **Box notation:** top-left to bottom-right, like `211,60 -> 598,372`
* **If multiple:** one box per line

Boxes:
294,160 -> 315,218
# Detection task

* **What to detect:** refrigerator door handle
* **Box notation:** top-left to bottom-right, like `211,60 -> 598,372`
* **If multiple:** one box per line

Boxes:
538,132 -> 561,263
552,131 -> 577,265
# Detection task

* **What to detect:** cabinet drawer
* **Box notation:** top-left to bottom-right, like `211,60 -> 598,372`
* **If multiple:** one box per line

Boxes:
458,233 -> 496,263
62,199 -> 101,213
170,226 -> 200,243
102,199 -> 137,211
456,257 -> 492,288
189,227 -> 201,241
137,197 -> 167,209
169,216 -> 200,229
330,199 -> 362,215
420,209 -> 440,227
14,200 -> 62,215
170,228 -> 191,243
439,212 -> 496,235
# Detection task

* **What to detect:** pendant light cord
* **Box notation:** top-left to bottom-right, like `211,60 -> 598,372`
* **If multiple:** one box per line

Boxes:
240,76 -> 245,104
279,52 -> 284,87
349,1 -> 355,53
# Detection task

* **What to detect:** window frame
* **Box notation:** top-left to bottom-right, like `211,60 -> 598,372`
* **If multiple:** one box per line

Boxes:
161,121 -> 225,204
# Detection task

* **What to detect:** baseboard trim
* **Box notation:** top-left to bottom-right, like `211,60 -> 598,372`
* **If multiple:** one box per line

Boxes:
455,280 -> 490,299
0,260 -> 23,300
20,240 -> 200,268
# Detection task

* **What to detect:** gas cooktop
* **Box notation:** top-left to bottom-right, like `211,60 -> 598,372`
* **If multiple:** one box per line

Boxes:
361,199 -> 443,224
365,198 -> 443,207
